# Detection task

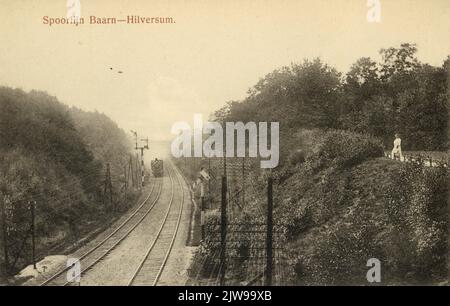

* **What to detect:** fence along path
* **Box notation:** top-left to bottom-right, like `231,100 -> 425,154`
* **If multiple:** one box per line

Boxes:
384,151 -> 448,168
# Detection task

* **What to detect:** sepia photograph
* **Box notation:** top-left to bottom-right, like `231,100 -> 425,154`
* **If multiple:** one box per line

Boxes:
0,0 -> 449,294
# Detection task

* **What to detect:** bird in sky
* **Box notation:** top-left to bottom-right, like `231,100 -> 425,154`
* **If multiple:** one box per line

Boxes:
109,67 -> 123,74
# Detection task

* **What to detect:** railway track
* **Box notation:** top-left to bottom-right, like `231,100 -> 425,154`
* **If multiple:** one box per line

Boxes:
40,175 -> 164,286
128,161 -> 185,286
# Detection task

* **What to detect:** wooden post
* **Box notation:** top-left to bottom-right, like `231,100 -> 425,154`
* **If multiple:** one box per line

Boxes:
124,164 -> 128,203
129,155 -> 134,188
220,120 -> 227,285
140,148 -> 145,187
208,158 -> 211,207
136,153 -> 140,190
200,181 -> 205,240
103,165 -> 108,210
108,164 -> 113,209
104,163 -> 113,211
201,196 -> 205,240
30,201 -> 36,270
242,157 -> 245,206
220,175 -> 227,286
1,194 -> 9,273
265,177 -> 273,286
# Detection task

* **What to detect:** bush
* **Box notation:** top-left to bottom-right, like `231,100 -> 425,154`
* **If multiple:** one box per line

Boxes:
385,162 -> 448,282
189,212 -> 221,278
294,218 -> 381,285
289,150 -> 306,166
306,130 -> 384,171
0,87 -> 135,274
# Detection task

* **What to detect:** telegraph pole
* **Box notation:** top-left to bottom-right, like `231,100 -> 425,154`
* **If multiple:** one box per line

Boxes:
135,153 -> 140,189
265,177 -> 273,286
1,194 -> 9,273
129,155 -> 134,188
200,182 -> 205,240
208,158 -> 211,203
221,119 -> 229,210
242,157 -> 245,206
124,164 -> 128,202
220,119 -> 228,286
103,163 -> 113,211
220,175 -> 227,286
30,200 -> 36,270
108,164 -> 113,208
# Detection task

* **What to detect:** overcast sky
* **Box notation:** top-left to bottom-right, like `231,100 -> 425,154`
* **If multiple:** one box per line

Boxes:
1,0 -> 449,141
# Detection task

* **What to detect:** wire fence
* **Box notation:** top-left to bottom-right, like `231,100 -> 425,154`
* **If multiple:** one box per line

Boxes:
181,156 -> 291,286
0,154 -> 146,275
384,151 -> 448,168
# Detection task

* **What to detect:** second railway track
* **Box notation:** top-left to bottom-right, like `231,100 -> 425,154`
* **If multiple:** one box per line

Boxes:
128,161 -> 185,286
40,174 -> 165,286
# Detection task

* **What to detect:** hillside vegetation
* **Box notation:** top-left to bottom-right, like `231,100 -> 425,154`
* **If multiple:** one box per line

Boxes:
189,43 -> 448,285
276,130 -> 447,284
214,43 -> 449,153
0,87 -> 137,278
189,129 -> 447,285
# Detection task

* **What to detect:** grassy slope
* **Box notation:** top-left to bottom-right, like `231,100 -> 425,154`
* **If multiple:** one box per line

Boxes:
183,130 -> 446,285
281,157 -> 445,285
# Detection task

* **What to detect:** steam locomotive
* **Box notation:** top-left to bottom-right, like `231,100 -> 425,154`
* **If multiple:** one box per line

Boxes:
151,158 -> 164,177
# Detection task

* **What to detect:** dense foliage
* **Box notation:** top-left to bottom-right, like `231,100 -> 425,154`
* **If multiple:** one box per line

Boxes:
188,130 -> 447,285
189,43 -> 449,285
0,87 -> 135,276
214,43 -> 449,152
384,162 -> 447,282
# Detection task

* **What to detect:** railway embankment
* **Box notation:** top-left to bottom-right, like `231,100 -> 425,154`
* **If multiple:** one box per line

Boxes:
184,129 -> 448,285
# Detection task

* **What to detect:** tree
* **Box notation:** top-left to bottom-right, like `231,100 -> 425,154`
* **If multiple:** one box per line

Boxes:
380,43 -> 421,81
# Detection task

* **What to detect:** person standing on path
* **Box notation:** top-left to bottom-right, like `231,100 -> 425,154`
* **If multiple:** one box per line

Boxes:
391,133 -> 403,161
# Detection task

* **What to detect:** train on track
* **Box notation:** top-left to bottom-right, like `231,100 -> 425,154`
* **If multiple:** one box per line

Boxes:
151,158 -> 164,177
40,163 -> 183,286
